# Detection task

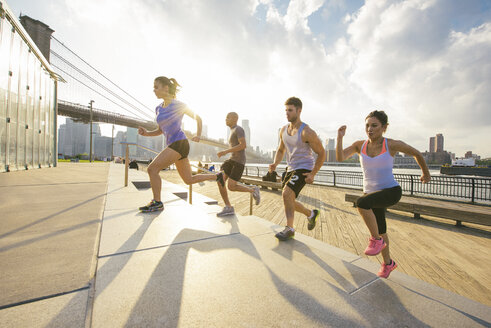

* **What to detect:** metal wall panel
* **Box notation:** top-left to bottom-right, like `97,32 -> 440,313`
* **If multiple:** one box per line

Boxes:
17,40 -> 27,168
0,16 -> 11,170
0,2 -> 58,172
8,28 -> 21,168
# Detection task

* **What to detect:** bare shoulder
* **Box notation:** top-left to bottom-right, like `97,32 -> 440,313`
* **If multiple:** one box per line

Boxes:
302,124 -> 318,139
352,140 -> 365,152
279,125 -> 286,136
387,138 -> 405,149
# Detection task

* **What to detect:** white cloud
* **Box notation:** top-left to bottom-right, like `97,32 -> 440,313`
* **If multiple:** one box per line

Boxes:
346,0 -> 491,155
10,0 -> 491,157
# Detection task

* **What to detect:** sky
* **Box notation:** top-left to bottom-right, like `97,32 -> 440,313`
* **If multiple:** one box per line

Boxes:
8,0 -> 491,158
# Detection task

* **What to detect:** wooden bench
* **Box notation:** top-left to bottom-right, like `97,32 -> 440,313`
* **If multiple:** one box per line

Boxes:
345,193 -> 491,227
240,177 -> 282,191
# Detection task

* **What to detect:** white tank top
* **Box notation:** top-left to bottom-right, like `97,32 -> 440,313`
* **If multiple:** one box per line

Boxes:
282,123 -> 315,172
360,138 -> 399,193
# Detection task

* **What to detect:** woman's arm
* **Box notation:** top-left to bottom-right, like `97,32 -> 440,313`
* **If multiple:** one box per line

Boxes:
183,107 -> 201,142
336,125 -> 362,162
138,126 -> 162,137
390,139 -> 431,183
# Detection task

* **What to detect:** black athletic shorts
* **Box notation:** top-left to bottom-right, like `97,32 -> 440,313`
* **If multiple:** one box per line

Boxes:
168,139 -> 190,160
355,185 -> 402,235
281,169 -> 311,198
221,159 -> 245,181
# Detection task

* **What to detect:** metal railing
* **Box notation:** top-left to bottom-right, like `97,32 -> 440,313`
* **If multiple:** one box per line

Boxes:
241,165 -> 491,204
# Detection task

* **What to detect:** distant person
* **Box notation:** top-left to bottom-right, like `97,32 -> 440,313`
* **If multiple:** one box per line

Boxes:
209,164 -> 215,172
138,76 -> 219,212
204,164 -> 209,171
198,161 -> 203,168
269,97 -> 325,240
216,112 -> 260,216
336,110 -> 430,278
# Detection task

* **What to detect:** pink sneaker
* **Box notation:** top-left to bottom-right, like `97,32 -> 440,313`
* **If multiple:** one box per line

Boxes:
378,260 -> 397,278
364,236 -> 386,256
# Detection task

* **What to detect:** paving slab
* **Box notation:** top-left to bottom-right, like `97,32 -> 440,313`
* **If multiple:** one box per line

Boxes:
0,163 -> 108,308
98,206 -> 278,257
89,163 -> 491,327
0,283 -> 89,328
92,228 -> 490,327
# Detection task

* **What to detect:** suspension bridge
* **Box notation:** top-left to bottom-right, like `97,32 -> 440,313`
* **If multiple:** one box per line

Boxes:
49,35 -> 268,161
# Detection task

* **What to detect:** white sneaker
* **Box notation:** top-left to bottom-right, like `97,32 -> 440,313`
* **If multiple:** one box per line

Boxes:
252,186 -> 261,205
217,206 -> 235,217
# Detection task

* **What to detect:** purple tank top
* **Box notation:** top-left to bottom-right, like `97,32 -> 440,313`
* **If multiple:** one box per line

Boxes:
155,99 -> 188,145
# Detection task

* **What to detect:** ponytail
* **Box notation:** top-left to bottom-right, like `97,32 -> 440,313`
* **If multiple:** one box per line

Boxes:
154,76 -> 181,97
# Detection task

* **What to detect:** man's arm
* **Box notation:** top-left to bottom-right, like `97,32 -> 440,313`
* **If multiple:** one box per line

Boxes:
269,127 -> 286,172
217,137 -> 247,158
302,126 -> 325,183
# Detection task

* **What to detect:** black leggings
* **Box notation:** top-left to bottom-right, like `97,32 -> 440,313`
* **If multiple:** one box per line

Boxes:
356,186 -> 402,234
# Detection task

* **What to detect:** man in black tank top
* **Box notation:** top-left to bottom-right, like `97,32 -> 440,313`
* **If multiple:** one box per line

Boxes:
215,112 -> 260,216
269,97 -> 326,241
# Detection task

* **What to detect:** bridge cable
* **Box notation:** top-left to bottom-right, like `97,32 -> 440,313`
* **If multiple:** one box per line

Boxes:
52,63 -> 154,122
51,36 -> 151,111
51,50 -> 154,120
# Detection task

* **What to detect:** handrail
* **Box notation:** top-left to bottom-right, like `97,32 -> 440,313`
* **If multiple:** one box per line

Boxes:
238,164 -> 491,204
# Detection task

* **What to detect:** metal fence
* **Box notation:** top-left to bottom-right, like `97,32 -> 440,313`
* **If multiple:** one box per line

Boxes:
242,165 -> 491,204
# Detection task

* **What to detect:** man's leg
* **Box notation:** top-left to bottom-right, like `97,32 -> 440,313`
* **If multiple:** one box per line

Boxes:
282,186 -> 296,228
294,201 -> 310,217
227,179 -> 253,193
218,174 -> 232,207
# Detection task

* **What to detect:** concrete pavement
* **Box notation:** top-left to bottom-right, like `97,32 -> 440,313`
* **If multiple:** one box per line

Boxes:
1,163 -> 490,327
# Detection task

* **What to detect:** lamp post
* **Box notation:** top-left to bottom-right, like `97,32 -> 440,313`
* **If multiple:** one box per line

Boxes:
89,100 -> 94,162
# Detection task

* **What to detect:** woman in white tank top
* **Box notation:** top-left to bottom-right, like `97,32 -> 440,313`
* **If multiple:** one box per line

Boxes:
336,111 -> 431,278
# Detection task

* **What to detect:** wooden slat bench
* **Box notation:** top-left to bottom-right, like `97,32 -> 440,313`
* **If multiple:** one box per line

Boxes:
345,193 -> 491,227
240,177 -> 282,191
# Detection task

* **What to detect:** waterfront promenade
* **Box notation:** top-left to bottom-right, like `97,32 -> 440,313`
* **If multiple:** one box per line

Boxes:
0,163 -> 490,327
160,169 -> 491,306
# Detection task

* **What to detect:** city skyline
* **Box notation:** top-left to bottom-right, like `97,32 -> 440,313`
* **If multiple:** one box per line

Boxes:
9,0 -> 491,158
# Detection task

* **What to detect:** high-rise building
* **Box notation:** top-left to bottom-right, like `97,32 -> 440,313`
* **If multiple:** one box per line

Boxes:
202,124 -> 208,138
126,127 -> 138,157
436,133 -> 444,152
58,118 -> 100,157
326,138 -> 335,151
326,150 -> 337,162
242,119 -> 251,146
429,137 -> 435,153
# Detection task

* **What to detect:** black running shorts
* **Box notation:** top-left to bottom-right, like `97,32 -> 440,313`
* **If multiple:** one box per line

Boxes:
221,159 -> 245,181
355,186 -> 402,234
281,169 -> 311,198
168,139 -> 190,160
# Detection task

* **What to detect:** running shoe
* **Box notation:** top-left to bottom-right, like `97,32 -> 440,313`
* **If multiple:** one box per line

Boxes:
217,206 -> 235,217
307,209 -> 319,230
216,172 -> 225,187
377,260 -> 397,278
275,226 -> 295,241
364,236 -> 386,256
139,200 -> 164,212
252,186 -> 261,205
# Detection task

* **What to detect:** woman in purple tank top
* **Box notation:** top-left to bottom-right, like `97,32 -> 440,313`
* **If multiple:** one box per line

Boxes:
137,76 -> 218,212
336,111 -> 431,278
